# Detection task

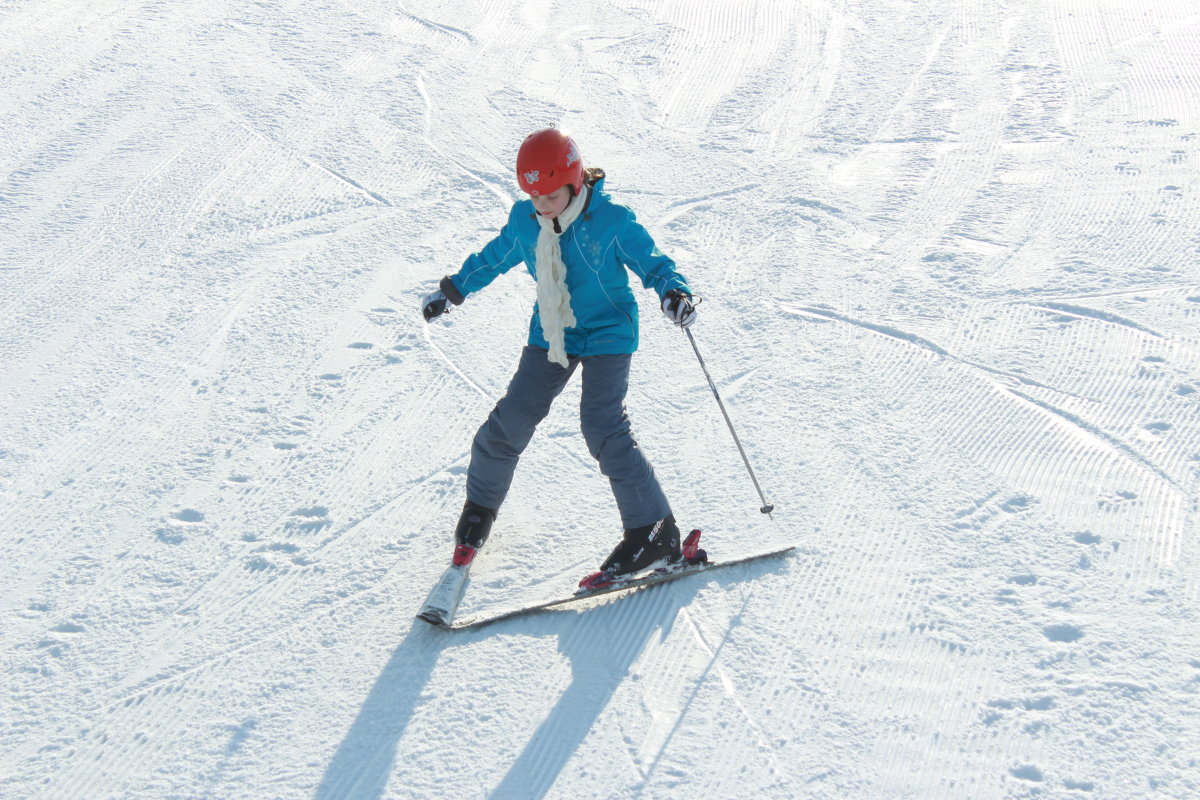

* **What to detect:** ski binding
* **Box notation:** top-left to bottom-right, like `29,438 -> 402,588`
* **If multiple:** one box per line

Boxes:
576,528 -> 706,591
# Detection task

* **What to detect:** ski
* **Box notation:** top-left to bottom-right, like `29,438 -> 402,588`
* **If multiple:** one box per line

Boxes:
445,541 -> 795,631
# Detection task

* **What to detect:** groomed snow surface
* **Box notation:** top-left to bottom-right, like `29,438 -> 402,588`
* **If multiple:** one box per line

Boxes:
2,1 -> 1198,798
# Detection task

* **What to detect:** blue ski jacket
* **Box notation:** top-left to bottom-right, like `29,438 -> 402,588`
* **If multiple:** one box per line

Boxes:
446,176 -> 691,357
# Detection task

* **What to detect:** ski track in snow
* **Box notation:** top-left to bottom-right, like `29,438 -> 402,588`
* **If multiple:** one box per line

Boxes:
2,1 -> 1199,798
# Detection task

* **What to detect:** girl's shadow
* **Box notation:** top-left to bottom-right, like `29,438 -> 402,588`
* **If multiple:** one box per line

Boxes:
315,557 -> 789,800
313,622 -> 451,800
485,578 -> 707,800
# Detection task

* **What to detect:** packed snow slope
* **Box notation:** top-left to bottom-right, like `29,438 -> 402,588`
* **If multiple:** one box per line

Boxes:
2,0 -> 1199,797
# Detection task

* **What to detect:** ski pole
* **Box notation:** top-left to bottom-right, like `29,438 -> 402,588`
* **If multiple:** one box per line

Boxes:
684,327 -> 774,518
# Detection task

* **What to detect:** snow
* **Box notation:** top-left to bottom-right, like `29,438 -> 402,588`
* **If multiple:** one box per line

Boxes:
1,0 -> 1198,797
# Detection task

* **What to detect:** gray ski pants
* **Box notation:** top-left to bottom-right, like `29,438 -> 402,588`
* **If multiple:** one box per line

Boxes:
466,345 -> 671,529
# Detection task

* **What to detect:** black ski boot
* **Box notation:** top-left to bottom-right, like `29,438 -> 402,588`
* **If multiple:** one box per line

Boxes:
453,501 -> 496,567
599,515 -> 682,577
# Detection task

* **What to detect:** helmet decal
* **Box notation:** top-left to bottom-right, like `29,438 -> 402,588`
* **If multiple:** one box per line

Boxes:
523,170 -> 540,185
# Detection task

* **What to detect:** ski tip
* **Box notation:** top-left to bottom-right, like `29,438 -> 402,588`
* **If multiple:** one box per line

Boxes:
415,609 -> 450,627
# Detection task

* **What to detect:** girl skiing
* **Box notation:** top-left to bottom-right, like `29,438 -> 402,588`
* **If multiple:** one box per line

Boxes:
422,128 -> 697,580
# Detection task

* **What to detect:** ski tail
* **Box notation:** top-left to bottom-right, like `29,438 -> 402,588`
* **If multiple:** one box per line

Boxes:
416,563 -> 470,626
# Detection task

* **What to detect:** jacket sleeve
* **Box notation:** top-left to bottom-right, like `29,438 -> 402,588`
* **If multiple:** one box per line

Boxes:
448,206 -> 526,299
613,208 -> 691,300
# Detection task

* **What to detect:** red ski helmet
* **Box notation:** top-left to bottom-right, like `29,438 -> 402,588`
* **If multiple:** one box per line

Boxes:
516,128 -> 583,197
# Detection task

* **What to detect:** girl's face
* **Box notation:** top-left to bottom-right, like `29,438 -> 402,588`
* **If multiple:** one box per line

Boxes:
531,185 -> 572,218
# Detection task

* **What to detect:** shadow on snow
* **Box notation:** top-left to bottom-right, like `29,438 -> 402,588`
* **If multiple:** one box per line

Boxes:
315,557 -> 791,800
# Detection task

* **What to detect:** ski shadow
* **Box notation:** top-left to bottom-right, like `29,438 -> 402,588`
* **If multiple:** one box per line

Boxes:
313,622 -> 455,800
484,578 -> 708,800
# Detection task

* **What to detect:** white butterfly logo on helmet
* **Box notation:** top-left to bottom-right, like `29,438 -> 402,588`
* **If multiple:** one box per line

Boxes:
523,170 -> 540,184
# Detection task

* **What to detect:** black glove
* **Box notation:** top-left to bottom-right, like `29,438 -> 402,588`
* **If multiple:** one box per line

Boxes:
422,276 -> 466,322
661,288 -> 698,328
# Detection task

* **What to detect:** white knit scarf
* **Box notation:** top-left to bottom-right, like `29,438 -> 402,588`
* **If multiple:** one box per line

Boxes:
534,184 -> 589,367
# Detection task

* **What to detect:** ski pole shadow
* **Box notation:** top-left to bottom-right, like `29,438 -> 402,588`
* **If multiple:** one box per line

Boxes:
485,578 -> 706,800
313,622 -> 454,800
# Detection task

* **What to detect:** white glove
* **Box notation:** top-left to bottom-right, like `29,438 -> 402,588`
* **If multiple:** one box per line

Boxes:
661,289 -> 697,328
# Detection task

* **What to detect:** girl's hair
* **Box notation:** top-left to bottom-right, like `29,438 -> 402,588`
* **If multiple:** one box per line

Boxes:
584,167 -> 605,186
